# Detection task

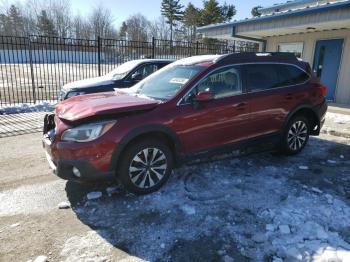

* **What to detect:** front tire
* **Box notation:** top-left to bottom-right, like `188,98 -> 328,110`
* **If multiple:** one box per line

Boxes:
117,139 -> 173,194
280,116 -> 310,155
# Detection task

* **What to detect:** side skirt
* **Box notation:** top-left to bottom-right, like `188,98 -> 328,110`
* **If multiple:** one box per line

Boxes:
175,132 -> 281,167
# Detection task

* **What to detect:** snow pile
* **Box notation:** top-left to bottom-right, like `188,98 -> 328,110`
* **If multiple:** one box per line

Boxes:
0,101 -> 55,114
326,112 -> 350,124
65,136 -> 350,261
86,192 -> 102,200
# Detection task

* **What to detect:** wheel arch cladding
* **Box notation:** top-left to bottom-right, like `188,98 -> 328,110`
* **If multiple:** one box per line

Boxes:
285,105 -> 320,135
109,124 -> 182,172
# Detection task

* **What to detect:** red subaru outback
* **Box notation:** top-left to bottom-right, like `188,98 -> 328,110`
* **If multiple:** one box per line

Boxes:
43,53 -> 327,194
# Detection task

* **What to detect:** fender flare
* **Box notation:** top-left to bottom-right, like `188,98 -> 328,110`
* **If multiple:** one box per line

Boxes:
283,103 -> 320,131
109,124 -> 182,172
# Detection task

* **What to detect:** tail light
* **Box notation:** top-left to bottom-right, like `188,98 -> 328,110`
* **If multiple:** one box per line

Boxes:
320,85 -> 327,97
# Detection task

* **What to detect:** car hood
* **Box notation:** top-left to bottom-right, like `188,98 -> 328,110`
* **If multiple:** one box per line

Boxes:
62,75 -> 115,90
56,92 -> 159,122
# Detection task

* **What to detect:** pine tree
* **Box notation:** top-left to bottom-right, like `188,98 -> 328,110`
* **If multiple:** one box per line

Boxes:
220,2 -> 236,22
200,0 -> 236,26
160,0 -> 184,41
251,6 -> 262,17
36,10 -> 57,36
119,22 -> 128,39
182,3 -> 200,41
6,5 -> 25,36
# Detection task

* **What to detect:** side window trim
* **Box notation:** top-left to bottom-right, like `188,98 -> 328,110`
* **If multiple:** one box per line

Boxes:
177,62 -> 310,105
178,64 -> 245,106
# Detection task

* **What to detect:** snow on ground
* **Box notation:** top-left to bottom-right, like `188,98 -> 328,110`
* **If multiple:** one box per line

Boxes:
60,135 -> 350,261
0,101 -> 55,114
326,112 -> 350,124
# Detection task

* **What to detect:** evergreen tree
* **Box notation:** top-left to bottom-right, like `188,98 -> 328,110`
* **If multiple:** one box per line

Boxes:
251,6 -> 262,17
160,0 -> 184,41
182,3 -> 200,41
7,5 -> 25,36
36,10 -> 57,36
220,2 -> 236,22
119,21 -> 128,39
0,14 -> 9,35
200,0 -> 236,26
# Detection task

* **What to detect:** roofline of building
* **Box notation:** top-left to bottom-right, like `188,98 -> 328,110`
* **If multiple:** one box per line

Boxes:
197,0 -> 350,32
259,0 -> 319,13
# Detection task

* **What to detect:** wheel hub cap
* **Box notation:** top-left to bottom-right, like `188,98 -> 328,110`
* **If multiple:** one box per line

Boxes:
287,120 -> 308,151
129,148 -> 167,189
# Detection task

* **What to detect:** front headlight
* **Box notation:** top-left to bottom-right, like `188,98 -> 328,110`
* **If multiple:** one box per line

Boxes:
61,120 -> 116,142
66,91 -> 86,99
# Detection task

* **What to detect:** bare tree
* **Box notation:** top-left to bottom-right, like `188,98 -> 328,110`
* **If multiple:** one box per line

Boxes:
124,13 -> 150,41
149,16 -> 170,39
89,5 -> 115,39
51,0 -> 72,37
72,14 -> 92,39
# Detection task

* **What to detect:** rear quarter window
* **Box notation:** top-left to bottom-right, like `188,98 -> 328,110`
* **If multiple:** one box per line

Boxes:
244,64 -> 310,92
277,64 -> 310,86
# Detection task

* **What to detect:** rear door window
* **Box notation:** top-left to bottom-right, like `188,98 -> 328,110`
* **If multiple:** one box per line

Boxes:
245,64 -> 280,91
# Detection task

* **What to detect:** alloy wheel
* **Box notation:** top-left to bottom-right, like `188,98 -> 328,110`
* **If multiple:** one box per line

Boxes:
287,120 -> 308,151
129,147 -> 167,189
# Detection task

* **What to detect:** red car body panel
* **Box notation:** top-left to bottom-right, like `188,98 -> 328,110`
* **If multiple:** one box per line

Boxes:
43,54 -> 327,182
56,92 -> 159,122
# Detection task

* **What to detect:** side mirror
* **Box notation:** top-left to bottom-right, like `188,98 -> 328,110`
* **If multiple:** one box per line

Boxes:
196,91 -> 214,102
131,72 -> 143,81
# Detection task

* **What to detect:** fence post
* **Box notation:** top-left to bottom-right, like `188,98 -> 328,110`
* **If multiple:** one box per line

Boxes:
195,41 -> 199,55
97,36 -> 101,76
28,36 -> 36,104
152,37 -> 155,59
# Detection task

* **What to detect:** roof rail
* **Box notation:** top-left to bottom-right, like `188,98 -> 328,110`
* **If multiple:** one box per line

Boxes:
217,52 -> 297,63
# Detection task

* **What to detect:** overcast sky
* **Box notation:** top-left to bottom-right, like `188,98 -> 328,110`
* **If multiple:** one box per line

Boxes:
4,0 -> 282,27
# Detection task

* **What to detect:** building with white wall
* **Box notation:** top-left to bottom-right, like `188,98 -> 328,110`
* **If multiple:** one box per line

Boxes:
197,0 -> 350,104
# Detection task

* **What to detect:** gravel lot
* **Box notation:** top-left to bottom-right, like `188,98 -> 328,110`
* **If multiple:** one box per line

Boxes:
0,117 -> 350,261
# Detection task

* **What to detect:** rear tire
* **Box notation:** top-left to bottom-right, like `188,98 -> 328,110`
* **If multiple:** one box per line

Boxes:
280,116 -> 310,155
117,139 -> 173,194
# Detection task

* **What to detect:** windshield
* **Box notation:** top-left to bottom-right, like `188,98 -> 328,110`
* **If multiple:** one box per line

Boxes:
106,60 -> 142,80
135,64 -> 204,100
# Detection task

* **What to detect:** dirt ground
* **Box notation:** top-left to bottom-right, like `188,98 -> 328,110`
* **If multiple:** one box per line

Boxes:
0,131 -> 350,261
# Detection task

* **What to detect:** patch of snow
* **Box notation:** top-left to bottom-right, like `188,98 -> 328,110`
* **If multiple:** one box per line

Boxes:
327,159 -> 337,164
279,225 -> 291,234
58,201 -> 71,209
326,112 -> 350,124
0,101 -> 55,114
106,186 -> 120,196
252,233 -> 267,243
223,255 -> 234,262
10,223 -> 20,228
160,243 -> 165,249
33,255 -> 47,262
266,224 -> 275,232
311,187 -> 323,194
180,204 -> 196,215
298,165 -> 309,170
325,194 -> 333,204
86,191 -> 102,200
340,155 -> 345,159
285,247 -> 302,261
